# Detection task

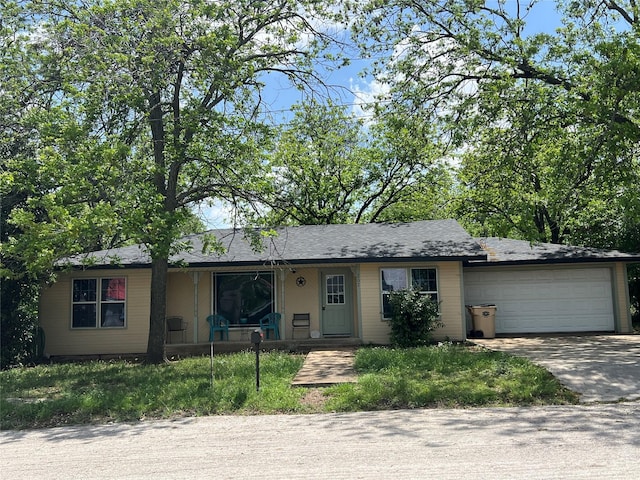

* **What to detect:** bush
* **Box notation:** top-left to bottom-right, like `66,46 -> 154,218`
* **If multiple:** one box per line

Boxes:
387,289 -> 443,348
1,279 -> 40,369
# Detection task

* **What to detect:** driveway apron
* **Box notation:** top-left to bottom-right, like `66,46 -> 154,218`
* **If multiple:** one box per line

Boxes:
473,335 -> 640,402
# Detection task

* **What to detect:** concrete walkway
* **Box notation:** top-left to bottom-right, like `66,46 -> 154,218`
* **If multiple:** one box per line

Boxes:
473,335 -> 640,402
291,349 -> 357,387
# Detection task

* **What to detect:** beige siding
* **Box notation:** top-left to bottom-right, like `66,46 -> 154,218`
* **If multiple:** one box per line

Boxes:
166,272 -> 194,342
614,262 -> 632,333
359,263 -> 389,343
166,271 -> 212,344
40,269 -> 151,356
41,260 -> 467,355
197,273 -> 213,342
359,261 -> 465,344
435,262 -> 466,340
282,267 -> 321,338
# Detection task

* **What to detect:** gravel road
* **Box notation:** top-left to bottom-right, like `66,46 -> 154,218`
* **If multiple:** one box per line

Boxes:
2,402 -> 639,479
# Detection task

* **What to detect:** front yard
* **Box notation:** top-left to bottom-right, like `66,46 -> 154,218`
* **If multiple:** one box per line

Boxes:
1,344 -> 578,429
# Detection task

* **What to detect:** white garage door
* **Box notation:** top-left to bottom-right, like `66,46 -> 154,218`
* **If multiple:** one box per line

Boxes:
464,267 -> 615,334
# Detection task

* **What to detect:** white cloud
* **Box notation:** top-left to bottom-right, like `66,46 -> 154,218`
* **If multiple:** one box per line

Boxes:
193,199 -> 235,229
349,76 -> 390,122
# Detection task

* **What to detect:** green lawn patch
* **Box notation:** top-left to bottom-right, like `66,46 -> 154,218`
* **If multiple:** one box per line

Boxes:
1,344 -> 578,429
324,344 -> 578,411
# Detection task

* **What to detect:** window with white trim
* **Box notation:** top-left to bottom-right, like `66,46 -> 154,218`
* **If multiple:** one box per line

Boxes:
380,267 -> 438,319
72,278 -> 126,328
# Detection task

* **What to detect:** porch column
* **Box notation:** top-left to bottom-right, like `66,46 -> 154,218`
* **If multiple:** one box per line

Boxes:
190,272 -> 202,343
351,265 -> 363,340
280,269 -> 287,340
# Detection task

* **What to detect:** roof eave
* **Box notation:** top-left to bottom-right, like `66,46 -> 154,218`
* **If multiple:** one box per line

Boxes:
465,257 -> 640,267
62,254 -> 488,270
180,255 -> 488,268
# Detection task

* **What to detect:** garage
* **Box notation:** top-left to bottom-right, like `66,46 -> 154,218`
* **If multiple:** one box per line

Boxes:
460,236 -> 640,336
464,266 -> 615,334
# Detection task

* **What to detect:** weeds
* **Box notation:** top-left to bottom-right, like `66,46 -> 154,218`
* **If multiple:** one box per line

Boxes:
1,351 -> 307,429
1,345 -> 578,429
325,345 -> 578,411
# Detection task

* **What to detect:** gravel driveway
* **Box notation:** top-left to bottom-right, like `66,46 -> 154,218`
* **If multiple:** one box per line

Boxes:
2,403 -> 639,479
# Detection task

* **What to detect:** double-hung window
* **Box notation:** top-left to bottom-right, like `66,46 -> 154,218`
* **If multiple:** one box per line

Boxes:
380,267 -> 438,319
72,278 -> 126,328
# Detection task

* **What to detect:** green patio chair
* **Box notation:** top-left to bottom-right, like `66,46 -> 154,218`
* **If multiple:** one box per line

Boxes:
259,312 -> 281,340
207,314 -> 229,341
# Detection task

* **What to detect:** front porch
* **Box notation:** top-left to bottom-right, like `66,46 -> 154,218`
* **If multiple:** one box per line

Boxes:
165,337 -> 363,357
166,265 -> 362,349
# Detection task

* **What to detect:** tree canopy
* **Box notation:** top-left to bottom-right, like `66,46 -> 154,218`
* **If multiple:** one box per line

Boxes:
250,99 -> 452,226
349,0 -> 640,248
2,0 -> 342,363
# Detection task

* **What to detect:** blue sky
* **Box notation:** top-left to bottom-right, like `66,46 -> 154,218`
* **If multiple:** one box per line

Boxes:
266,1 -> 565,122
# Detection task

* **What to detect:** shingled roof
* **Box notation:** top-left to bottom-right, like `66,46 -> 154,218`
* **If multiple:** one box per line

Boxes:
65,220 -> 486,267
64,219 -> 487,269
468,237 -> 640,266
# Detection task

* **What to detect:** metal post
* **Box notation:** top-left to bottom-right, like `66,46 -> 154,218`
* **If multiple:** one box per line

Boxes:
255,345 -> 260,391
250,328 -> 262,391
210,341 -> 214,388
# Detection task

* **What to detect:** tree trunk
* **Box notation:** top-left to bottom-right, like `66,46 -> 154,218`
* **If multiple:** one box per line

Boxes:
146,255 -> 168,363
145,87 -> 170,364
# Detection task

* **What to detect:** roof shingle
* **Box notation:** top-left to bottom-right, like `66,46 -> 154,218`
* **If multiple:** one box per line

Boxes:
64,219 -> 487,268
470,237 -> 640,265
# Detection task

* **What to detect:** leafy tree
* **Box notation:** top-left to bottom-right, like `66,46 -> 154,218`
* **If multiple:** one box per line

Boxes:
4,0 -> 341,363
363,115 -> 455,224
349,0 -> 640,249
0,0 -> 76,365
252,99 -> 451,225
254,100 -> 369,225
455,78 -> 640,245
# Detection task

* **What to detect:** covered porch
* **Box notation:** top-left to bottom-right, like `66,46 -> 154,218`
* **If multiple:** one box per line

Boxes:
165,265 -> 363,346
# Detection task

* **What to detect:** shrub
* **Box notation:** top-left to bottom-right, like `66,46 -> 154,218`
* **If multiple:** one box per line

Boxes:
1,279 -> 40,369
388,289 -> 443,348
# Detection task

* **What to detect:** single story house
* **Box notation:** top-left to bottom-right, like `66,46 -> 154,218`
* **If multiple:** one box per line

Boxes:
39,220 -> 640,357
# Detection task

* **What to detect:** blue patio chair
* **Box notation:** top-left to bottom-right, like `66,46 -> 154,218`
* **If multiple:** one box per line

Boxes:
207,314 -> 229,341
259,312 -> 281,340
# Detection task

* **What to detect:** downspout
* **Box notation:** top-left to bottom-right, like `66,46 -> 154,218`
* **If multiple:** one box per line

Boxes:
190,272 -> 202,343
459,262 -> 468,341
280,269 -> 286,340
353,265 -> 363,341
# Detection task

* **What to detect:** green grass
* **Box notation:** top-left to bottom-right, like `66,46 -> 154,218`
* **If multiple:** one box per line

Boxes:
324,344 -> 578,411
1,345 -> 578,429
